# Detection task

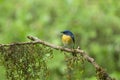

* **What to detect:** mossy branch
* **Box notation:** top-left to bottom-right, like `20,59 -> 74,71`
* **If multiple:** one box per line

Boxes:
27,36 -> 115,80
0,36 -> 115,80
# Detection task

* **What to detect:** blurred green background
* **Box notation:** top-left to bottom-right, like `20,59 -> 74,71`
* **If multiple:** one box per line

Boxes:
0,0 -> 120,80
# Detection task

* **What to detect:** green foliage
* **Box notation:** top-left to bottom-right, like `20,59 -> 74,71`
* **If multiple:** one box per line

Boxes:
0,0 -> 120,79
64,53 -> 85,80
0,44 -> 53,80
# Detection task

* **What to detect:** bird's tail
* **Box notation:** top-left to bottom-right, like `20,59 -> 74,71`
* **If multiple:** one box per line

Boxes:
72,43 -> 76,56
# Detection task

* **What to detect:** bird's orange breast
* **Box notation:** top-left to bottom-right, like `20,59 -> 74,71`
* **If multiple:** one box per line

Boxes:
62,35 -> 72,44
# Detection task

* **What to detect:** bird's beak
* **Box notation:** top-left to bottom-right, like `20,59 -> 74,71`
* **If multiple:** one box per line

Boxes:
61,31 -> 63,33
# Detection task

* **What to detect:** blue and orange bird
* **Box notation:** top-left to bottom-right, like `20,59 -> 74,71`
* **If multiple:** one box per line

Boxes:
61,30 -> 75,49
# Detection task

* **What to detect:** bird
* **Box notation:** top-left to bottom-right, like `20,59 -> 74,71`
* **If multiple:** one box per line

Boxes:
61,30 -> 76,56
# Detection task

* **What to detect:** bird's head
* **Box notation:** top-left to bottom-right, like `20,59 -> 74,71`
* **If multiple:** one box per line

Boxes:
61,30 -> 73,36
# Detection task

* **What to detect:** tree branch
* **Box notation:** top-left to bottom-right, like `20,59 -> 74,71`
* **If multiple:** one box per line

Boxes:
0,36 -> 115,80
27,36 -> 114,80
